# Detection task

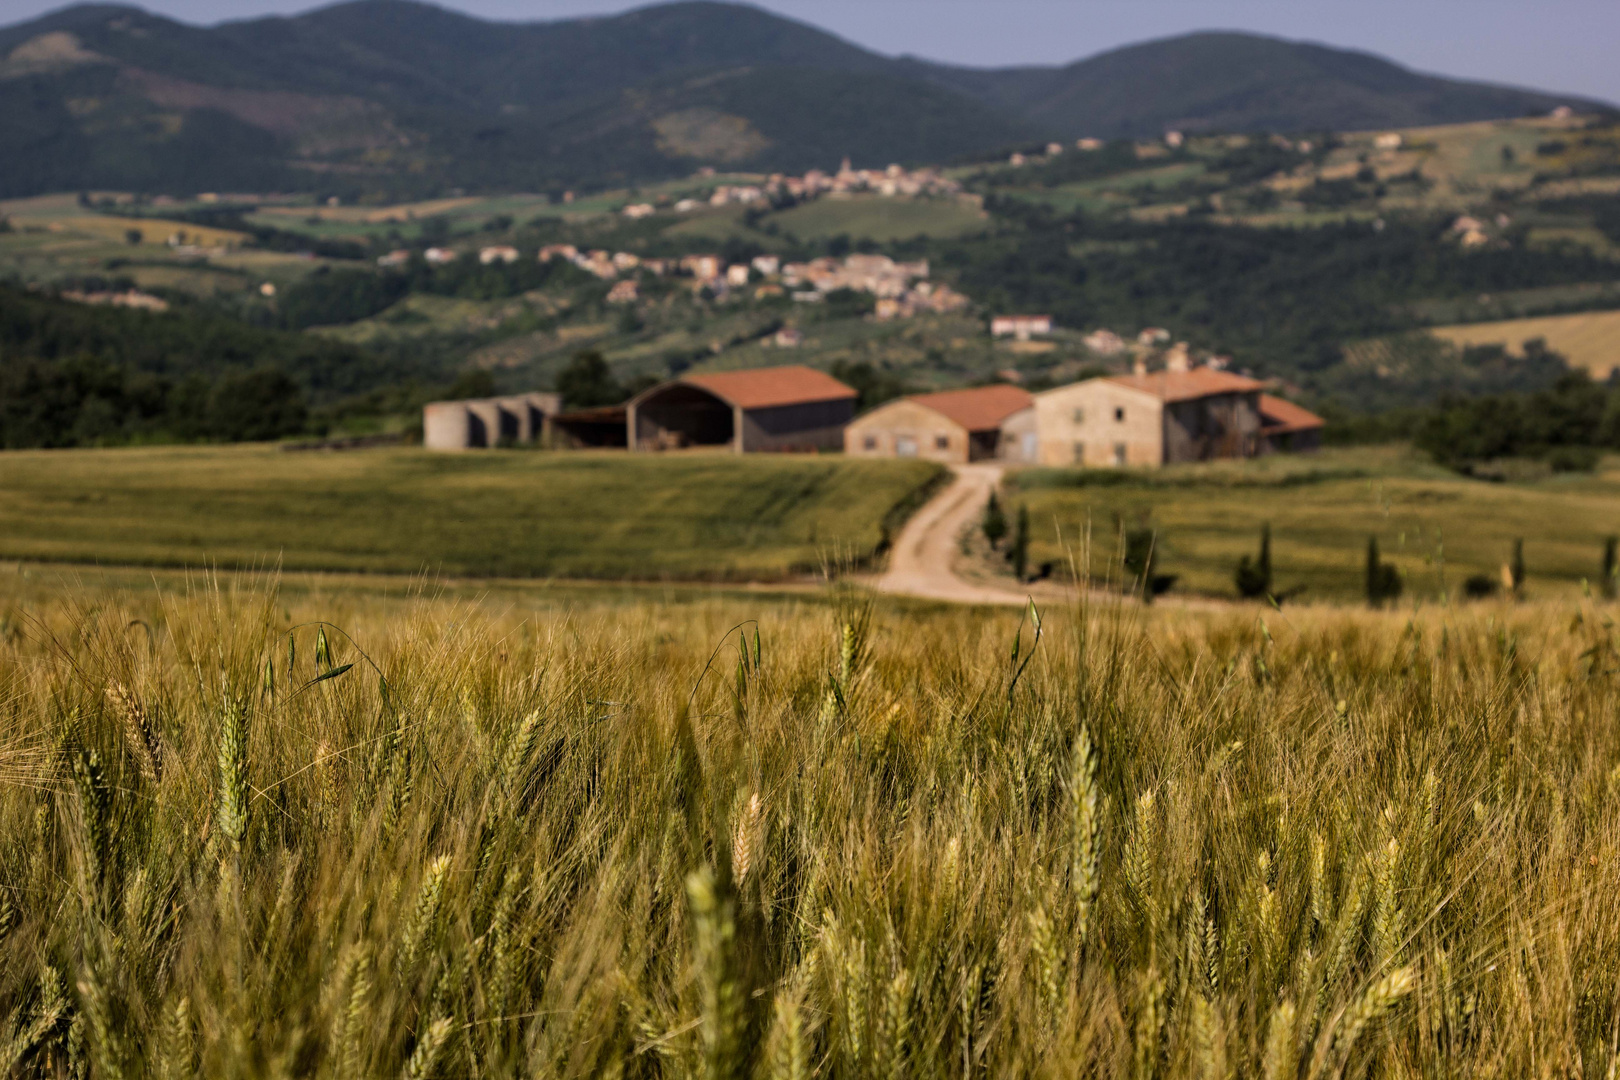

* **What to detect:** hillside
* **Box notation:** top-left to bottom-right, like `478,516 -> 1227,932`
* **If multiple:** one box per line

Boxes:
0,0 -> 1604,197
919,32 -> 1591,139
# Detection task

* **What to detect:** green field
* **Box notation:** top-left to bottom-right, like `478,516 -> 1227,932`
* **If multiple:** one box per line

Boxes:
1007,446 -> 1620,601
0,446 -> 943,579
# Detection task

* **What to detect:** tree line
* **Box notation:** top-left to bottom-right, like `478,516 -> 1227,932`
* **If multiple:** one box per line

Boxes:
0,286 -> 450,449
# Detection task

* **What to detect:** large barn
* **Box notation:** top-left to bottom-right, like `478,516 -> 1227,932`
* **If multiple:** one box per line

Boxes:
844,384 -> 1035,464
626,365 -> 856,453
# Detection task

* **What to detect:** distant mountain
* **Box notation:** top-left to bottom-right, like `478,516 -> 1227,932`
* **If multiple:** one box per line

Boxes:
917,32 -> 1599,139
0,0 -> 1606,198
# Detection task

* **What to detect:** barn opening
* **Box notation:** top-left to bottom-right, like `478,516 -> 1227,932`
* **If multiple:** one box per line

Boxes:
630,383 -> 735,450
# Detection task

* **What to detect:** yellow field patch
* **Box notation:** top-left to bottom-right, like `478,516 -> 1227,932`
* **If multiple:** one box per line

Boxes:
50,215 -> 246,248
1429,309 -> 1620,377
256,197 -> 484,224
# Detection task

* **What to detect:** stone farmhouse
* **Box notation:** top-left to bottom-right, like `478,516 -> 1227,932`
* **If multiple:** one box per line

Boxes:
845,384 -> 1036,465
1034,368 -> 1271,467
627,365 -> 856,453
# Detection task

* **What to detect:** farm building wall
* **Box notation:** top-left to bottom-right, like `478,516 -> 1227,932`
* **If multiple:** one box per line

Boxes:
844,399 -> 972,464
998,406 -> 1038,463
739,398 -> 855,452
423,393 -> 562,450
1162,392 -> 1263,463
1033,381 -> 1164,466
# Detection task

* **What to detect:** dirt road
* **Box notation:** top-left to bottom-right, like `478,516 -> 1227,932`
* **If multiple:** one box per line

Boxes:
875,464 -> 1028,606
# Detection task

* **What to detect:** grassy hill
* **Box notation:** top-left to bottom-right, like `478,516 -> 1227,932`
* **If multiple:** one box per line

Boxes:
922,32 -> 1595,139
0,445 -> 944,578
1003,445 -> 1620,601
0,0 -> 1605,198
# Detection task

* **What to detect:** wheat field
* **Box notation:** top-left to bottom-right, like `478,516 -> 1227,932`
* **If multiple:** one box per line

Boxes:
1429,309 -> 1620,378
0,570 -> 1616,1077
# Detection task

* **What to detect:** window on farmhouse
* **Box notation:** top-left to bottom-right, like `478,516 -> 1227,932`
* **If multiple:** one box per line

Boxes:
935,434 -> 950,450
1072,442 -> 1085,463
1072,407 -> 1085,424
1114,407 -> 1125,422
862,435 -> 877,451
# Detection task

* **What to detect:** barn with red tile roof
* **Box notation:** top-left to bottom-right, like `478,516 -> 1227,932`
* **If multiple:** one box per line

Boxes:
845,383 -> 1036,464
626,364 -> 856,452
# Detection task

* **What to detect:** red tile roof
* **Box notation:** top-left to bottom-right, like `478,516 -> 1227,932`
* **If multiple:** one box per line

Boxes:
910,383 -> 1033,432
1105,368 -> 1264,403
681,365 -> 856,410
1259,394 -> 1325,433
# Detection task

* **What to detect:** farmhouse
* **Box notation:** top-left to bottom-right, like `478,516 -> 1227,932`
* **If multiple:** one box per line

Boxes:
424,392 -> 563,450
845,384 -> 1035,464
991,315 -> 1053,340
1033,369 -> 1269,467
626,365 -> 856,453
1259,394 -> 1325,453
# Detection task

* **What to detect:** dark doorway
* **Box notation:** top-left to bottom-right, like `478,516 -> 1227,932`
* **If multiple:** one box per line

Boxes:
633,384 -> 734,450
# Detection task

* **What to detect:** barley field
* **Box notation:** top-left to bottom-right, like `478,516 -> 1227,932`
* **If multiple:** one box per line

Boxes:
1,569 -> 1617,1077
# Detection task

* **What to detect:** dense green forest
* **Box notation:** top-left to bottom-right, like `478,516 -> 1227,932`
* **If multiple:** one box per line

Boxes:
931,205 -> 1620,404
0,285 -> 459,448
1413,369 -> 1620,473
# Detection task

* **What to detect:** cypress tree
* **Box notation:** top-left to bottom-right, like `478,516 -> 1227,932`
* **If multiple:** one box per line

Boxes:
1236,523 -> 1274,599
982,491 -> 1007,549
1011,504 -> 1030,583
1604,536 -> 1618,600
1259,522 -> 1272,591
1366,536 -> 1382,608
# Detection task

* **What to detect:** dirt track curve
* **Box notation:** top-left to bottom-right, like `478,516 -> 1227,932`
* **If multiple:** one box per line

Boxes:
875,464 -> 1028,606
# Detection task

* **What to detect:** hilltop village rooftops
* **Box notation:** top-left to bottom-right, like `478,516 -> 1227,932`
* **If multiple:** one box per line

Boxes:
907,384 -> 1034,432
1103,368 -> 1265,403
677,365 -> 858,410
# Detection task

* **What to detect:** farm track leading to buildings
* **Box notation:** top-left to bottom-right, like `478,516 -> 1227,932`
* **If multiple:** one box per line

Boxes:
876,464 -> 1028,606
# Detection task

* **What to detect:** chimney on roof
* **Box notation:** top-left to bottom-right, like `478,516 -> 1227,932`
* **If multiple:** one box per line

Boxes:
1166,343 -> 1190,373
1133,358 -> 1148,376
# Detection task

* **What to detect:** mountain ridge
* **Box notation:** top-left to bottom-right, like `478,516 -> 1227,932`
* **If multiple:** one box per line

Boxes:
0,0 -> 1608,197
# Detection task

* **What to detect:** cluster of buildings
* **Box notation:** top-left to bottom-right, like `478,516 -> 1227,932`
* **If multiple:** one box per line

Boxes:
517,245 -> 970,318
425,360 -> 1323,466
631,160 -> 963,217
781,254 -> 970,318
847,363 -> 1323,466
763,160 -> 962,200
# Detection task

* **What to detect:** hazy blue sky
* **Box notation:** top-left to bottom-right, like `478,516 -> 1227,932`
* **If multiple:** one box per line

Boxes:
2,0 -> 1615,104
